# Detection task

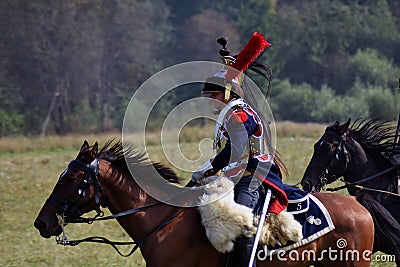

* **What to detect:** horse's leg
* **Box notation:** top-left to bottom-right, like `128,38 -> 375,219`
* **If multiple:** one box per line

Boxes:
357,195 -> 400,266
383,196 -> 400,222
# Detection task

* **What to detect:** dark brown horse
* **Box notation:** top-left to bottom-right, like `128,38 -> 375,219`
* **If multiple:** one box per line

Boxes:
301,119 -> 400,265
35,140 -> 374,266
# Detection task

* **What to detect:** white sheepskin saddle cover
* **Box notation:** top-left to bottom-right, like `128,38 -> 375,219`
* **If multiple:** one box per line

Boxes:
197,176 -> 303,253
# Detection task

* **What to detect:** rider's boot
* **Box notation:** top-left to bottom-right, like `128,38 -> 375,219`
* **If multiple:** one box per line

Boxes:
226,235 -> 255,267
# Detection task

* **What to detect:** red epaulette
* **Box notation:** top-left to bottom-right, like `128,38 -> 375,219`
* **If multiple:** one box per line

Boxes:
230,110 -> 248,123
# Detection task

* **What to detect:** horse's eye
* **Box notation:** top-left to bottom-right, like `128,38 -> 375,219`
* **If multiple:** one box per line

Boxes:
316,140 -> 331,151
315,140 -> 326,149
63,174 -> 76,183
58,169 -> 68,181
62,170 -> 81,183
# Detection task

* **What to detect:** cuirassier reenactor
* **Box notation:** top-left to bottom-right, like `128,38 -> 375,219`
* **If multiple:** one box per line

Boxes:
192,32 -> 289,267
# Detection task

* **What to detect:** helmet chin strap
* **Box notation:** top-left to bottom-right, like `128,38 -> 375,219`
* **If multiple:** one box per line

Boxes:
224,83 -> 232,104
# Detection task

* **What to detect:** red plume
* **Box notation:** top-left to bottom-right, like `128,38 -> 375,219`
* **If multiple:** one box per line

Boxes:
225,32 -> 271,80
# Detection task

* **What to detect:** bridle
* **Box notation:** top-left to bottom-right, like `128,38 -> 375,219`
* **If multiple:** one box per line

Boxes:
306,131 -> 350,191
46,158 -> 106,224
306,130 -> 398,193
47,157 -> 188,256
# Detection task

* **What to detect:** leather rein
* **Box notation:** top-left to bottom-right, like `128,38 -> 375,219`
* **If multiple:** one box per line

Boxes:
50,158 -> 187,257
306,131 -> 350,190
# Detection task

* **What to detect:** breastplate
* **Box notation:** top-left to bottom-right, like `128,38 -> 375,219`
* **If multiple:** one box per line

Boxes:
213,99 -> 266,157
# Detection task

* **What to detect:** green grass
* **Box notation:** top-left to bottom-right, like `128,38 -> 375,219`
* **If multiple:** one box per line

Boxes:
0,125 -> 396,266
0,150 -> 145,267
0,121 -> 323,154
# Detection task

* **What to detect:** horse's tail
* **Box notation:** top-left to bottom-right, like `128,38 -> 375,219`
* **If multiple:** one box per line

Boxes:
357,197 -> 400,263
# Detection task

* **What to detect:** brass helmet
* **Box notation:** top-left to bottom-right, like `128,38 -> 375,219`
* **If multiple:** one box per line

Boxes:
201,33 -> 270,103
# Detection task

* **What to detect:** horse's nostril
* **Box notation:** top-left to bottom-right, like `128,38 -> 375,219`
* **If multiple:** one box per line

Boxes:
34,218 -> 47,231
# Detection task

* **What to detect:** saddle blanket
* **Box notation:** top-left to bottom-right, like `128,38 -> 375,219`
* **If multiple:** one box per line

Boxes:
264,185 -> 335,255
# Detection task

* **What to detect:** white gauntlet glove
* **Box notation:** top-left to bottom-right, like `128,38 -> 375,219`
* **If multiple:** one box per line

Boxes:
191,159 -> 215,184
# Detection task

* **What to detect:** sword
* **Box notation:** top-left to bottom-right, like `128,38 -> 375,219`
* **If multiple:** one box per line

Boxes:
248,189 -> 272,267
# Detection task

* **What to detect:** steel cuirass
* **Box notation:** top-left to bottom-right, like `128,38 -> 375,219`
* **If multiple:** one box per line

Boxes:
213,98 -> 267,158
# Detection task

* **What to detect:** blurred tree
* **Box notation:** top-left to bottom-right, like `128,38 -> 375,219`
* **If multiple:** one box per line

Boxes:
164,0 -> 212,25
169,9 -> 241,104
273,0 -> 360,91
350,48 -> 400,89
1,0 -> 400,136
167,0 -> 277,63
350,0 -> 399,59
213,0 -> 279,73
270,80 -> 315,122
0,76 -> 24,136
273,0 -> 400,94
349,79 -> 399,120
0,0 -> 172,135
311,85 -> 369,122
179,9 -> 241,62
174,1 -> 277,106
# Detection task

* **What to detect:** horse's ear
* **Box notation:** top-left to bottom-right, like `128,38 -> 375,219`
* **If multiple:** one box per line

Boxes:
81,140 -> 89,152
339,118 -> 351,134
89,142 -> 98,159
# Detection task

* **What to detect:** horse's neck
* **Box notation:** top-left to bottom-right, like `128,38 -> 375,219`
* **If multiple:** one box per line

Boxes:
345,138 -> 392,190
97,160 -> 176,241
345,139 -> 372,179
99,161 -> 219,267
97,160 -> 217,265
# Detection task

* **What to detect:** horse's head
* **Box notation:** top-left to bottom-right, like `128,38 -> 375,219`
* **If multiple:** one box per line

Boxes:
34,141 -> 105,238
301,119 -> 351,192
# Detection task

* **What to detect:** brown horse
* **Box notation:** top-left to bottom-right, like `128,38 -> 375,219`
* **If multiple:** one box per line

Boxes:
34,140 -> 374,266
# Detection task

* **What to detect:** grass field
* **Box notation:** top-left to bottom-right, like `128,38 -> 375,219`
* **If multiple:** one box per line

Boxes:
0,122 -> 396,266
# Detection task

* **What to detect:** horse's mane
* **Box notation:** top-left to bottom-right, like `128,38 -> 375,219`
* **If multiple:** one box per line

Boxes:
97,139 -> 180,184
348,119 -> 398,160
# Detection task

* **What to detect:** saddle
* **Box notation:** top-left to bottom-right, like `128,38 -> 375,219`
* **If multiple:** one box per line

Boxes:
197,176 -> 335,254
197,176 -> 303,253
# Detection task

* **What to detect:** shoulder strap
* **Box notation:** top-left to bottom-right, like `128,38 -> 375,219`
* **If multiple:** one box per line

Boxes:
213,99 -> 245,154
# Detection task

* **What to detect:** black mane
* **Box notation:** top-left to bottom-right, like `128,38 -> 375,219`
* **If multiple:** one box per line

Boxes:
348,119 -> 398,160
97,139 -> 180,184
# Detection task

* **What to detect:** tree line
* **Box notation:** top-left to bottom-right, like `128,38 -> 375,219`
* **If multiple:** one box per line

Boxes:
0,0 -> 399,136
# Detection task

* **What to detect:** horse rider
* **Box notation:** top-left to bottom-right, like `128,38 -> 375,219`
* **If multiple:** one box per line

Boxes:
191,33 -> 288,267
